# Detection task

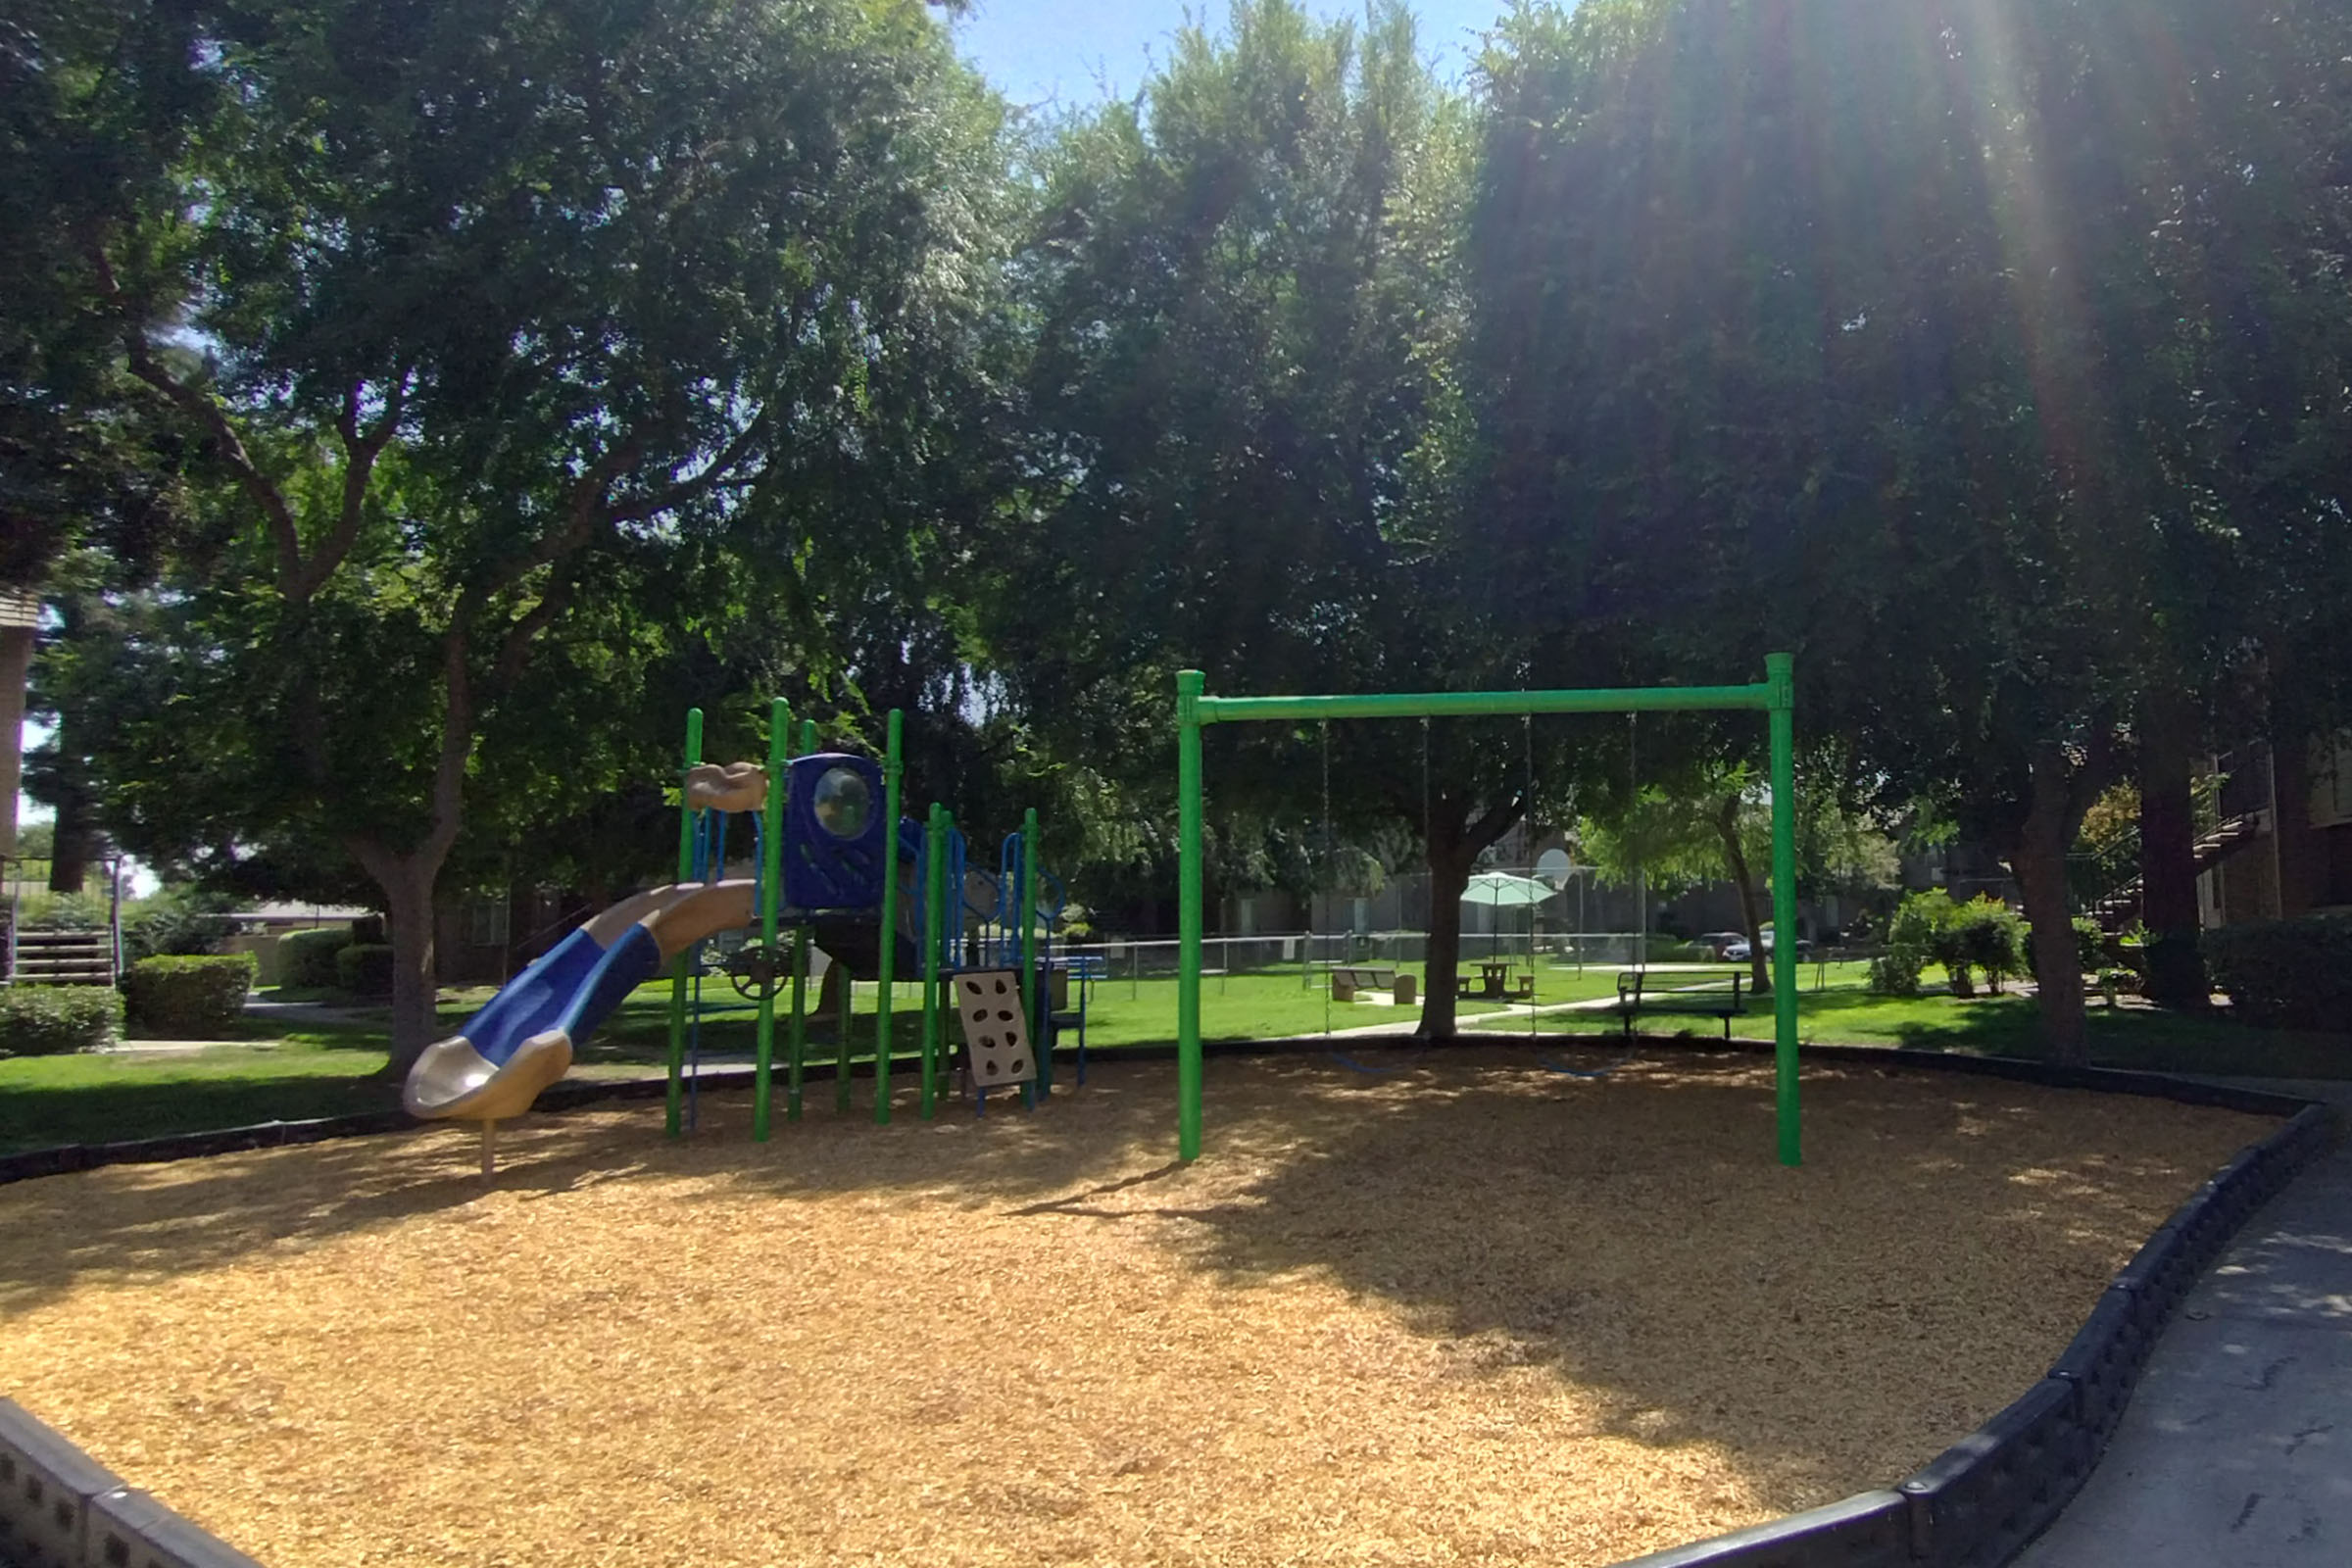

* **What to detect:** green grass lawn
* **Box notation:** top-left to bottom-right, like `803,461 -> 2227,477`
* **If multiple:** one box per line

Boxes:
484,965 -> 1510,1070
3,958 -> 2342,1157
1470,963 -> 2352,1079
0,1039 -> 394,1155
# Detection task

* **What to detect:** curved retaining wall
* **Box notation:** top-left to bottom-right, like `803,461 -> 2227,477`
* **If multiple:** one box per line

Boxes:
0,1042 -> 2334,1568
1609,1071 -> 2334,1568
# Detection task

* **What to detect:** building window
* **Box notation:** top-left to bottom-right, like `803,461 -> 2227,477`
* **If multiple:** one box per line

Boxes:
465,898 -> 510,950
2311,736 -> 2352,829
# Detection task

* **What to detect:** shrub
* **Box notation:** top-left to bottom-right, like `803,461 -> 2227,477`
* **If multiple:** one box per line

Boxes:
2202,915 -> 2352,1030
19,891 -> 111,930
1871,891 -> 1951,995
277,926 -> 354,989
1867,950 -> 1925,997
335,943 -> 397,998
1945,897 -> 2029,993
122,955 -> 257,1038
0,986 -> 122,1056
2073,916 -> 2107,973
1886,892 -> 2029,997
122,888 -> 236,961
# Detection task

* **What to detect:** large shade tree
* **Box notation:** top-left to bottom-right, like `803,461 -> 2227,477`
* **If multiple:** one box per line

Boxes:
995,0 -> 1632,1036
1468,0 -> 2352,1061
34,0 -> 1012,1071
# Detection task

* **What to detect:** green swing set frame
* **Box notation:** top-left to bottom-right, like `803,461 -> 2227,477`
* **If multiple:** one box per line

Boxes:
1173,655 -> 1802,1166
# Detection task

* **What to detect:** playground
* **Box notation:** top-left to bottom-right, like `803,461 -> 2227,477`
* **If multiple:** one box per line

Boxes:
0,1049 -> 2273,1568
0,664 -> 2332,1568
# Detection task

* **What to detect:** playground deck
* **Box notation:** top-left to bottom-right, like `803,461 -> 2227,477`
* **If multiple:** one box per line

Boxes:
0,1050 -> 2275,1568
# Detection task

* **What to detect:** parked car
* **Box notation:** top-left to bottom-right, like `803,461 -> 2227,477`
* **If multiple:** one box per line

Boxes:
1698,932 -> 1748,959
1719,930 -> 1812,962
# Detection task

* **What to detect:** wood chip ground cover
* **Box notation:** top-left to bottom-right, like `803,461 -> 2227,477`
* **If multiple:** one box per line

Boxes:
0,1049 -> 2274,1567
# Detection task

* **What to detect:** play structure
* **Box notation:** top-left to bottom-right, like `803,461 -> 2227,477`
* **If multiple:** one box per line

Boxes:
403,700 -> 1089,1165
1172,655 -> 1803,1164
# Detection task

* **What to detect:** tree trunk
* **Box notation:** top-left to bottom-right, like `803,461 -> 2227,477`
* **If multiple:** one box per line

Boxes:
2017,750 -> 2089,1066
2137,693 -> 2207,1007
1419,835 -> 1474,1041
1415,789 -> 1528,1042
385,859 -> 442,1077
352,842 -> 453,1081
1716,796 -> 1769,995
45,717 -> 95,895
2273,734 -> 2321,918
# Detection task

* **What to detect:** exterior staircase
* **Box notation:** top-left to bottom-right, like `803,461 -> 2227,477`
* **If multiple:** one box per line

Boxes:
2091,811 -> 2269,932
7,927 -> 118,986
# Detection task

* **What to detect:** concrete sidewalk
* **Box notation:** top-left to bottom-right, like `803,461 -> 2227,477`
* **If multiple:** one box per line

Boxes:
2016,1080 -> 2351,1568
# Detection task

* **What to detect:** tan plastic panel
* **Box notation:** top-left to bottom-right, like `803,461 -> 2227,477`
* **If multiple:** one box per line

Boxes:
402,1031 -> 572,1122
639,880 -> 756,960
683,761 -> 769,813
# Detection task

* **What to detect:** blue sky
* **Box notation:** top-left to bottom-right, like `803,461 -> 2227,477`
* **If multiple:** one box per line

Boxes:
949,0 -> 1515,110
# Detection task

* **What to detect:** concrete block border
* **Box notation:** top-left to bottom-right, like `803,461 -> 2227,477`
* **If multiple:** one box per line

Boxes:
1606,1084 -> 2333,1568
0,1036 -> 2335,1567
0,1399 -> 260,1568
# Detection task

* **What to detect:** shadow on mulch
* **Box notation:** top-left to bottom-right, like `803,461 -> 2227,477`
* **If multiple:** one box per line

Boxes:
0,1045 -> 2277,1508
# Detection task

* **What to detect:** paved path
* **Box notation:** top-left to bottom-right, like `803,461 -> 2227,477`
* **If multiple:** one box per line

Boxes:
241,997 -> 386,1027
2016,1079 -> 2351,1568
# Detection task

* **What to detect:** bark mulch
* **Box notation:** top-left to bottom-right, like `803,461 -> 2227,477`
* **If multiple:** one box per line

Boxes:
0,1049 -> 2275,1568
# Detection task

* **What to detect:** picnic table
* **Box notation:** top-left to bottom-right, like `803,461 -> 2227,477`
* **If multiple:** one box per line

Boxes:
1465,960 -> 1536,1001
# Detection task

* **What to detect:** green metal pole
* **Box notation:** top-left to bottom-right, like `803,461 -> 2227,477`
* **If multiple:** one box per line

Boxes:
922,803 -> 948,1120
754,699 -> 788,1141
1195,683 -> 1772,724
665,708 -> 704,1139
1177,671 -> 1204,1159
874,710 -> 904,1123
1766,653 -> 1801,1167
1022,807 -> 1044,1097
789,718 -> 814,1120
787,925 -> 808,1120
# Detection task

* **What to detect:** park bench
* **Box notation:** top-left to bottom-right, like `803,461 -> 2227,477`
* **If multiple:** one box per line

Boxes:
1613,968 -> 1748,1038
1331,964 -> 1414,1004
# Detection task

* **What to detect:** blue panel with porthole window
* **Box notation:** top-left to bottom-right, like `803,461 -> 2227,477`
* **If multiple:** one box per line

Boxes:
783,753 -> 887,910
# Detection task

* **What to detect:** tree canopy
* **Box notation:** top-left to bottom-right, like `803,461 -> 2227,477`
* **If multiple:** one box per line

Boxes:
18,0 -> 1016,1066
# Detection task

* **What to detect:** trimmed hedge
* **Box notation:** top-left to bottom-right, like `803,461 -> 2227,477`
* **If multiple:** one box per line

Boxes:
276,926 -> 353,989
335,943 -> 396,998
2202,914 -> 2352,1030
122,955 -> 257,1038
0,986 -> 122,1056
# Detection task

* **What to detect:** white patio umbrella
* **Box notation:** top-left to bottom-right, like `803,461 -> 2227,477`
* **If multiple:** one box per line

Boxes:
1458,871 -> 1555,906
1458,873 -> 1552,1015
